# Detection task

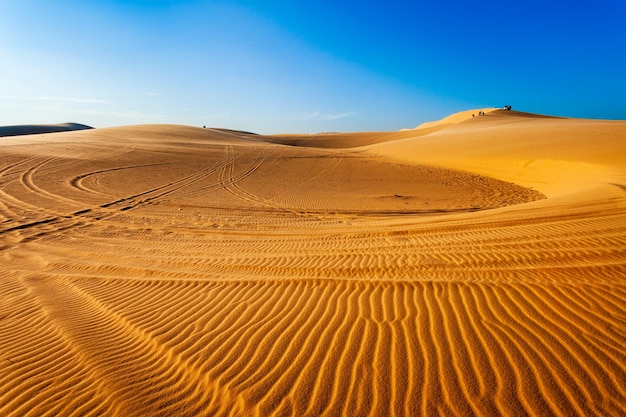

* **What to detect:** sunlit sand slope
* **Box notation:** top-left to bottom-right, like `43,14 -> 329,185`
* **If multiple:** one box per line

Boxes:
1,114 -> 625,416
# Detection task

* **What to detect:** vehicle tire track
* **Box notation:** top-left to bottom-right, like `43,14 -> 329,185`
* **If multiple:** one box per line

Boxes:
0,148 -> 240,247
68,163 -> 167,196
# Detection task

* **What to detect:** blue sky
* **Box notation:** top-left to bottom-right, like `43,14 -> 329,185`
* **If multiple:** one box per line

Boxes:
1,0 -> 624,133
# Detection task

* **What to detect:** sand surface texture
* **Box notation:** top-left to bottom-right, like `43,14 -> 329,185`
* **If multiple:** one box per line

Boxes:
1,111 -> 625,416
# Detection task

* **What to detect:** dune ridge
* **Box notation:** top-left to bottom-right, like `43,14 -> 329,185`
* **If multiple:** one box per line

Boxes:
1,112 -> 625,416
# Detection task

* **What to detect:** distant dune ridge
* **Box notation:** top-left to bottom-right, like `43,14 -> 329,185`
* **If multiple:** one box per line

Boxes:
1,110 -> 625,416
0,122 -> 93,137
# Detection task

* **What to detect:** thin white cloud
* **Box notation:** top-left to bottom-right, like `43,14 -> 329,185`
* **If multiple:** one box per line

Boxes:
302,111 -> 320,119
3,95 -> 110,104
302,111 -> 356,120
145,92 -> 160,96
205,112 -> 230,119
323,111 -> 357,120
69,109 -> 169,120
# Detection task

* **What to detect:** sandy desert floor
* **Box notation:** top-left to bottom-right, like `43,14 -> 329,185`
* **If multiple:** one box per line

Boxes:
1,110 -> 625,416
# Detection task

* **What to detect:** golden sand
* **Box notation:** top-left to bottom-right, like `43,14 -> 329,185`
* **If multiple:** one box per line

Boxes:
1,110 -> 625,416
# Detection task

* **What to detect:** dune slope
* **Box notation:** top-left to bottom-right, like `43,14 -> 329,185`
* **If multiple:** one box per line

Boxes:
1,115 -> 625,416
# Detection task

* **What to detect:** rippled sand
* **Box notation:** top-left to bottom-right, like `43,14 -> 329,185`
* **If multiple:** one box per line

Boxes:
1,110 -> 625,416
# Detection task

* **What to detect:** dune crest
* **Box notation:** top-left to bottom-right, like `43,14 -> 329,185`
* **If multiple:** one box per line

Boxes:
413,107 -> 498,130
1,113 -> 625,416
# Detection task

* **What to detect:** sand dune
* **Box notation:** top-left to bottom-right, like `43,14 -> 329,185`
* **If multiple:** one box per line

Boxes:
413,107 -> 500,130
1,111 -> 625,416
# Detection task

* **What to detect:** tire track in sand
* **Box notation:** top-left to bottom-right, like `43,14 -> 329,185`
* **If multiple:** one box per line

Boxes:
68,163 -> 167,196
0,148 -> 237,248
213,145 -> 291,211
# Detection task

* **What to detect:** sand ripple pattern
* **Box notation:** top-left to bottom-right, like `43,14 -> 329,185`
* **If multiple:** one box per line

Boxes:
1,123 -> 625,416
1,277 -> 624,416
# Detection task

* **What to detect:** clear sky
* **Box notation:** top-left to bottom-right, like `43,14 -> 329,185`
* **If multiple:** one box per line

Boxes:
1,0 -> 625,133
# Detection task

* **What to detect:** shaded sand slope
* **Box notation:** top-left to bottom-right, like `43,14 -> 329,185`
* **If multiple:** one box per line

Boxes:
1,116 -> 625,417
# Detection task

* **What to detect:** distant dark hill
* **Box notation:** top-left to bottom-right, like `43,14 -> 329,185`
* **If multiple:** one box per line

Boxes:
0,123 -> 93,137
210,128 -> 258,136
